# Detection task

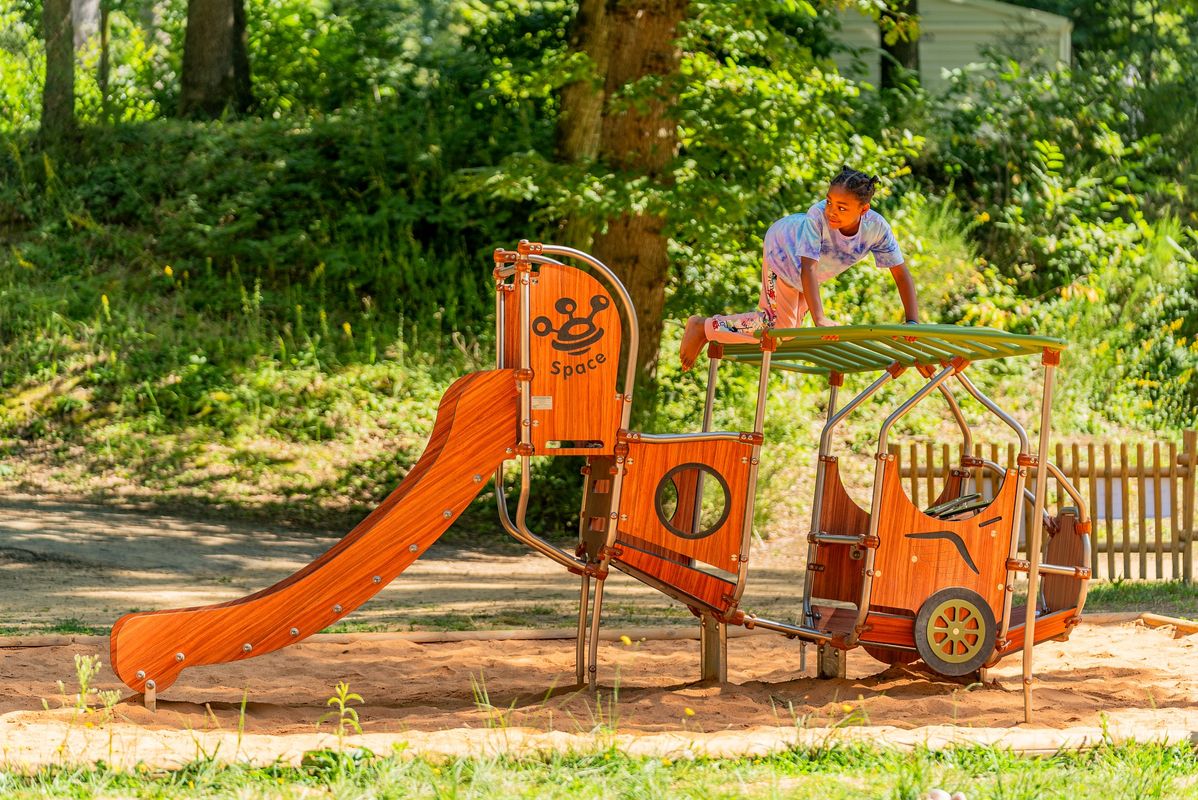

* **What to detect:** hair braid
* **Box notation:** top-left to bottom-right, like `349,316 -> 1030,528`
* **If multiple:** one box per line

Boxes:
829,166 -> 881,204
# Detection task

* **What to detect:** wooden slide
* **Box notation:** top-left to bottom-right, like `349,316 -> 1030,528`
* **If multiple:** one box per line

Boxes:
110,369 -> 519,694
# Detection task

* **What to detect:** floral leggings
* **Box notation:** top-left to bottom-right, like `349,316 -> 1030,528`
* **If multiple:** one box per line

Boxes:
706,265 -> 809,344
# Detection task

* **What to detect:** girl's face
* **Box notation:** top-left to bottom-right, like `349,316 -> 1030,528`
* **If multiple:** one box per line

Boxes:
824,185 -> 869,233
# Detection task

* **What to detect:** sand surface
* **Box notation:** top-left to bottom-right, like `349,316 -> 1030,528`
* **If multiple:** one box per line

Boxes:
1,494 -> 1196,768
1,619 -> 1195,767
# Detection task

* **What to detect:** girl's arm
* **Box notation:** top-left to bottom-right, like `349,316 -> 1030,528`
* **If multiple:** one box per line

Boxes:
800,257 -> 835,327
889,264 -> 920,323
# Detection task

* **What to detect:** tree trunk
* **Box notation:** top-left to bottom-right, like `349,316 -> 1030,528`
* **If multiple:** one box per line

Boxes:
231,0 -> 253,113
590,0 -> 687,416
555,0 -> 611,248
880,0 -> 919,89
41,0 -> 75,140
180,0 -> 252,117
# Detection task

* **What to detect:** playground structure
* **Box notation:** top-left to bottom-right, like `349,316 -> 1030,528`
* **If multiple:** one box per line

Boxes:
109,241 -> 1092,723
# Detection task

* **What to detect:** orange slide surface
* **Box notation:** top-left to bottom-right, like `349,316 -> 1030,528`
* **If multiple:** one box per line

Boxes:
110,369 -> 518,693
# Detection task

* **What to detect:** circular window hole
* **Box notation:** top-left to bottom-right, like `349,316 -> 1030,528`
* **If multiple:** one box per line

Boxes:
655,463 -> 731,540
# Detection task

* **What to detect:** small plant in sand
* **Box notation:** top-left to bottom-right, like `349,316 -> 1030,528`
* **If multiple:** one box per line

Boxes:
318,681 -> 364,749
46,654 -> 122,724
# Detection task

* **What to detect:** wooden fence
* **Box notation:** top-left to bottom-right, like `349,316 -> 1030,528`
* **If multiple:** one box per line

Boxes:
891,430 -> 1196,583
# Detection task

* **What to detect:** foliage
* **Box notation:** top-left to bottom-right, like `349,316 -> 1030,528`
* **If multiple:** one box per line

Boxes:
0,742 -> 1195,798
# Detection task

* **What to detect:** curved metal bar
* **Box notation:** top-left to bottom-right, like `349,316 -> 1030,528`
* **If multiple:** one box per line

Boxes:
535,244 -> 642,689
1044,460 -> 1091,524
819,372 -> 896,456
538,245 -> 639,414
936,383 -> 973,458
878,364 -> 957,454
494,466 -> 586,571
955,372 -> 1030,453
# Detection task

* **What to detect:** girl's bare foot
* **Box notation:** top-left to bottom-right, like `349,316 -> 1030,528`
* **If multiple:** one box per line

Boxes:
679,315 -> 708,371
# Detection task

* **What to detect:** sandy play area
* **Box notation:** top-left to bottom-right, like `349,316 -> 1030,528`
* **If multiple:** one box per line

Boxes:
1,494 -> 1196,768
1,618 -> 1196,767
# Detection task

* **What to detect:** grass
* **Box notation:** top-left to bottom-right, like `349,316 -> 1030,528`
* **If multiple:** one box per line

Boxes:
1084,579 -> 1198,620
0,742 -> 1194,798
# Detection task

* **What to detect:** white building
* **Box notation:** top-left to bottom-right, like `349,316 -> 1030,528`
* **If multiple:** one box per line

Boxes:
833,0 -> 1072,90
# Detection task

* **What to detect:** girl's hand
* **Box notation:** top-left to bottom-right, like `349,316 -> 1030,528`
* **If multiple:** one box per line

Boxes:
813,316 -> 837,328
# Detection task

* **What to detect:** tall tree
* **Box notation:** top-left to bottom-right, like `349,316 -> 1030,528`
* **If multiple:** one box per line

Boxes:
555,0 -> 688,412
41,0 -> 75,139
880,0 -> 919,88
179,0 -> 252,117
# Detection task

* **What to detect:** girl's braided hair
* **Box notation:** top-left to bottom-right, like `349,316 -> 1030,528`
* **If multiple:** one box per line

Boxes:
829,166 -> 881,204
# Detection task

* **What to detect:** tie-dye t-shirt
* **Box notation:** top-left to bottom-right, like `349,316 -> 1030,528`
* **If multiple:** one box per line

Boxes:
763,200 -> 904,287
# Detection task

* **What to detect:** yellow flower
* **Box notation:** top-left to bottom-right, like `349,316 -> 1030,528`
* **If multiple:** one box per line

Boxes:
342,321 -> 353,337
163,265 -> 173,277
684,707 -> 695,716
620,635 -> 632,646
842,703 -> 854,714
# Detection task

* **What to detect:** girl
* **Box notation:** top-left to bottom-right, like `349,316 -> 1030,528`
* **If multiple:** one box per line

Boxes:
679,167 -> 919,370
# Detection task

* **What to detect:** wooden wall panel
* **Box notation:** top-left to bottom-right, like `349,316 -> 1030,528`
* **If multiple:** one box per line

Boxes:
869,460 -> 1018,621
810,459 -> 870,605
616,438 -> 754,570
526,263 -> 623,455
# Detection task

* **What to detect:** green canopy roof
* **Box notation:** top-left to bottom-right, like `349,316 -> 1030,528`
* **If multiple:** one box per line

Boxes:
721,324 -> 1067,376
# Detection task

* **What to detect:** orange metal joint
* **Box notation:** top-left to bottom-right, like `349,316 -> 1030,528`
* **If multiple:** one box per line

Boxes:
739,431 -> 764,445
950,355 -> 971,374
886,361 -> 906,379
707,342 -> 725,359
1017,453 -> 1038,467
721,610 -> 746,627
806,562 -> 826,573
516,239 -> 543,256
819,454 -> 838,463
493,248 -> 517,264
760,333 -> 778,352
515,443 -> 535,457
829,370 -> 844,387
961,455 -> 985,467
514,368 -> 534,382
1006,558 -> 1031,572
1075,520 -> 1092,535
1042,348 -> 1062,366
862,535 -> 881,549
915,363 -> 936,379
1065,615 -> 1083,627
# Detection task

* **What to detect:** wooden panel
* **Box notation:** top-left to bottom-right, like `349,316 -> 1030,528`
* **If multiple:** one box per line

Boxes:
527,263 -> 622,455
810,458 -> 869,605
860,611 -> 915,648
614,544 -> 735,614
617,438 -> 753,570
869,460 -> 1017,620
1043,511 -> 1086,612
110,369 -> 520,693
990,607 -> 1078,661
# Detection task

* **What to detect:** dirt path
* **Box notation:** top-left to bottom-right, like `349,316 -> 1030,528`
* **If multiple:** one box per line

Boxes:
0,493 -> 808,634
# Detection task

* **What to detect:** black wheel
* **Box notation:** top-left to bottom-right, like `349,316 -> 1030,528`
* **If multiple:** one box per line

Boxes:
913,587 -> 996,677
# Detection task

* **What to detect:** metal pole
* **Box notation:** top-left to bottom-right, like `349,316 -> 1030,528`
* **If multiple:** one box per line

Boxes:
575,575 -> 590,685
1023,354 -> 1058,723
